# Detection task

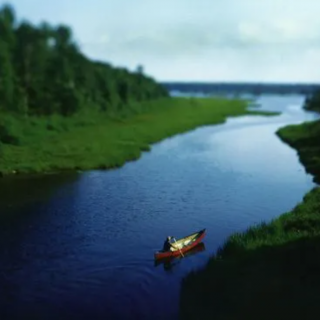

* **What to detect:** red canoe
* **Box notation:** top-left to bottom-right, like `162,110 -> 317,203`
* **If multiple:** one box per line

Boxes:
154,242 -> 206,267
154,229 -> 206,260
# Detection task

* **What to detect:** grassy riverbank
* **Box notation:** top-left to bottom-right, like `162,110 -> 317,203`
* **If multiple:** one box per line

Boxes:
180,115 -> 320,320
277,120 -> 320,184
0,97 -> 275,176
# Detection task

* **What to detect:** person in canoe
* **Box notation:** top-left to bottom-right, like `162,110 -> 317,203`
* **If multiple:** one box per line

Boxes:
163,236 -> 178,251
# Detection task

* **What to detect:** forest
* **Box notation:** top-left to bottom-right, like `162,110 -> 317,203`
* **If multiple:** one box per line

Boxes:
0,3 -> 168,121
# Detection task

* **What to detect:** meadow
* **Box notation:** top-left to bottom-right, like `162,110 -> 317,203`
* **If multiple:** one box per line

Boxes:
0,97 -> 275,176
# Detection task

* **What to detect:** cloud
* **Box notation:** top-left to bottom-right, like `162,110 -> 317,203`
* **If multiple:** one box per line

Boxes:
4,0 -> 320,81
82,18 -> 320,61
237,20 -> 320,46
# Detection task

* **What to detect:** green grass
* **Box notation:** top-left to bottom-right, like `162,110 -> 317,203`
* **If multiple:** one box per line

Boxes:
180,188 -> 320,320
0,97 -> 276,176
277,120 -> 320,184
180,117 -> 320,320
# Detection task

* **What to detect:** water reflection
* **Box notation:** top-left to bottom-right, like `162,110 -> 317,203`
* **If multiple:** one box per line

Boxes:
154,242 -> 206,272
0,172 -> 79,219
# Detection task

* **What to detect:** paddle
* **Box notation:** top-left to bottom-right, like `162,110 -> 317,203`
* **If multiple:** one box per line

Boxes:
173,238 -> 184,257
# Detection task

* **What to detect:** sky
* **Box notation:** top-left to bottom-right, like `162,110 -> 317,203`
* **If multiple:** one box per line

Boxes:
2,0 -> 320,83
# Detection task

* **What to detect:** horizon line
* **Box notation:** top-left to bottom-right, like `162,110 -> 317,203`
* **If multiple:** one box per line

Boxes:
160,81 -> 320,85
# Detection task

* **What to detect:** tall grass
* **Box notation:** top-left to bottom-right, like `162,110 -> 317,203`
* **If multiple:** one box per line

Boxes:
180,188 -> 320,320
277,120 -> 320,184
0,97 -> 275,176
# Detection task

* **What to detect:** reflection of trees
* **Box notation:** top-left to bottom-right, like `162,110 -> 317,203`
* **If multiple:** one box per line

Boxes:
0,172 -> 79,219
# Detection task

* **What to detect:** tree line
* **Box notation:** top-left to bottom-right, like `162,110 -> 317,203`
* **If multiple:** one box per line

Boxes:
0,4 -> 168,117
305,90 -> 320,112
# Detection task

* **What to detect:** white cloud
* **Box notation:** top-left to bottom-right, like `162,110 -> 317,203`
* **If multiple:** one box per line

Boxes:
237,20 -> 320,47
98,35 -> 110,45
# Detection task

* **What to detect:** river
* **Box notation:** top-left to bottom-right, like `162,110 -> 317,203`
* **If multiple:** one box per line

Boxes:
0,94 -> 318,320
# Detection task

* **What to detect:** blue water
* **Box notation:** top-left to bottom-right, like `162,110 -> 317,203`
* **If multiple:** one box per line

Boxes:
0,94 -> 318,319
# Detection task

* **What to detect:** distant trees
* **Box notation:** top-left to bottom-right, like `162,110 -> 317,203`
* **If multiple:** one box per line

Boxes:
0,4 -> 168,117
136,65 -> 144,75
305,90 -> 320,112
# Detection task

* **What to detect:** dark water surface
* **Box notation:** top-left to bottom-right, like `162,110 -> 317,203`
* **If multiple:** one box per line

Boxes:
0,95 -> 318,319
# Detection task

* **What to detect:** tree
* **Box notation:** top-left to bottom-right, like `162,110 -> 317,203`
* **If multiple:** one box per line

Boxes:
0,4 -> 16,111
136,64 -> 144,75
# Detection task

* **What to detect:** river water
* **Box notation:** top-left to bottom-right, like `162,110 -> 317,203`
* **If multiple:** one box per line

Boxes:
0,94 -> 318,320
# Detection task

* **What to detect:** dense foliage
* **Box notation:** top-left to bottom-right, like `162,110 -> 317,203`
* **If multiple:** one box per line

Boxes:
304,90 -> 320,112
0,4 -> 168,119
